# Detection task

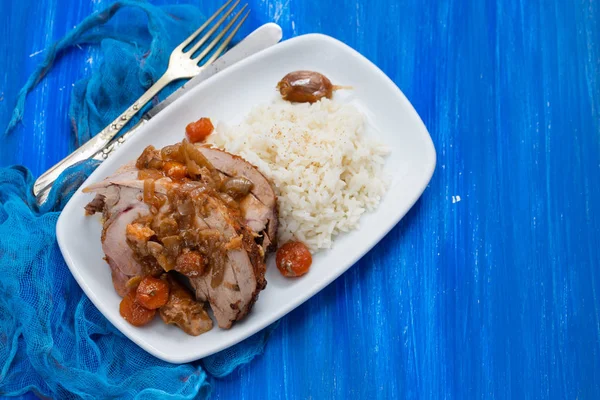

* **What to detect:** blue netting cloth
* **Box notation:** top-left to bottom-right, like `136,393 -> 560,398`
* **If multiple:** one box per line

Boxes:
1,2 -> 276,398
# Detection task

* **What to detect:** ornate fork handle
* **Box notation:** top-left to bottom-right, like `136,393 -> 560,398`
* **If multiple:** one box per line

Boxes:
91,118 -> 147,161
32,74 -> 173,196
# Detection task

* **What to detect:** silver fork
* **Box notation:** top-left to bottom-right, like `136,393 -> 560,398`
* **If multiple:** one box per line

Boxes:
33,0 -> 249,199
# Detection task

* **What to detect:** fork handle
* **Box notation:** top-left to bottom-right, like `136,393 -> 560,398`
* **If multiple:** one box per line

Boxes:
91,118 -> 147,161
33,73 -> 174,197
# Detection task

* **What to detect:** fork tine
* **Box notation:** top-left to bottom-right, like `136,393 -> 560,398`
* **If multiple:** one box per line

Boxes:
193,5 -> 249,63
202,10 -> 250,66
176,0 -> 235,50
186,0 -> 241,56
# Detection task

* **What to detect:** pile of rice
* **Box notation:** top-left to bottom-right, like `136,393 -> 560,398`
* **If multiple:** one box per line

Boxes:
208,98 -> 390,252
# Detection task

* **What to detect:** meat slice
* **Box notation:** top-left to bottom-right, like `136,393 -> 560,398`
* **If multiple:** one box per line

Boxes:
239,195 -> 274,251
102,203 -> 150,296
84,194 -> 105,215
198,146 -> 278,252
159,274 -> 213,336
188,194 -> 266,328
83,181 -> 151,296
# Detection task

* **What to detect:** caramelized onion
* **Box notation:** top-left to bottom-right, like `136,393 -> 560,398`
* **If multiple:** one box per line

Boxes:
138,169 -> 164,180
181,181 -> 203,189
180,230 -> 198,247
210,258 -> 226,288
185,159 -> 202,177
180,181 -> 205,195
125,276 -> 143,289
157,217 -> 178,237
136,145 -> 157,169
183,140 -> 221,185
142,179 -> 166,209
161,235 -> 182,256
160,143 -> 185,163
148,157 -> 164,170
143,179 -> 155,205
147,241 -> 173,271
177,200 -> 195,216
218,192 -> 238,209
222,176 -> 253,199
198,229 -> 221,239
190,186 -> 207,198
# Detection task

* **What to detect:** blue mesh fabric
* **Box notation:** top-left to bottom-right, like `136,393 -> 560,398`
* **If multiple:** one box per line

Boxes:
1,2 -> 275,398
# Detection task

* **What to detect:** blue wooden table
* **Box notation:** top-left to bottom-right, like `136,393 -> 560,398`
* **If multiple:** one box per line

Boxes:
1,0 -> 599,398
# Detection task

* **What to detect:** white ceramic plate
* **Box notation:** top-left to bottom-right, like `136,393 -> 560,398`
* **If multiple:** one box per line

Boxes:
57,33 -> 436,363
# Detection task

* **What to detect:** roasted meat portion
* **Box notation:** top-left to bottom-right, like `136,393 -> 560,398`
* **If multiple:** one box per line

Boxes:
159,274 -> 213,336
83,141 -> 277,333
198,146 -> 278,252
84,180 -> 154,296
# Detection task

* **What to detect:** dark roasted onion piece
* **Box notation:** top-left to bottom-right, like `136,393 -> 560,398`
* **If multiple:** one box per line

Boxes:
218,192 -> 238,209
222,176 -> 254,199
185,158 -> 203,177
177,200 -> 195,216
136,145 -> 157,169
198,229 -> 221,239
157,217 -> 178,236
143,179 -> 155,205
148,157 -> 164,170
161,235 -> 182,257
147,241 -> 173,271
138,168 -> 164,180
277,71 -> 337,103
160,143 -> 185,163
181,140 -> 221,185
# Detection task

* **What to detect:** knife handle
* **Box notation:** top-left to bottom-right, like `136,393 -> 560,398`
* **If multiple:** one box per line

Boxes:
33,74 -> 172,199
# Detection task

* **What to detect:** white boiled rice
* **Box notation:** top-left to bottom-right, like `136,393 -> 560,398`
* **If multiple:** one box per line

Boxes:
208,98 -> 390,252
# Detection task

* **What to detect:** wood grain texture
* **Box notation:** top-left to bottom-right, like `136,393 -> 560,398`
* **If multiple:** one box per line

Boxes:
1,0 -> 599,398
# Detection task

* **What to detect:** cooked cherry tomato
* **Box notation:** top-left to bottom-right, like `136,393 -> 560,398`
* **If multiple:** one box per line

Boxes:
135,276 -> 170,310
119,290 -> 156,326
163,161 -> 187,180
185,117 -> 214,143
276,241 -> 312,277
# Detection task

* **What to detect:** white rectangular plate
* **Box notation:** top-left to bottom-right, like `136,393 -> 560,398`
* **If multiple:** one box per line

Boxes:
57,34 -> 436,363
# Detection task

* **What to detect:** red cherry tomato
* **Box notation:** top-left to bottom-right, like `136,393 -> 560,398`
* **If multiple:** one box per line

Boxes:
135,276 -> 170,310
120,289 -> 156,326
276,241 -> 312,277
185,117 -> 214,143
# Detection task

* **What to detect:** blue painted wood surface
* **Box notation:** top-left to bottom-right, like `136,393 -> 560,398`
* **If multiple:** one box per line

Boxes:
1,0 -> 599,398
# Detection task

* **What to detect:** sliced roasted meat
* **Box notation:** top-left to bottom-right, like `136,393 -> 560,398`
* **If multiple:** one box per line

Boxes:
187,193 -> 266,328
238,195 -> 273,250
102,203 -> 150,296
197,146 -> 278,252
159,274 -> 213,336
84,194 -> 105,215
83,181 -> 151,296
84,141 -> 277,334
